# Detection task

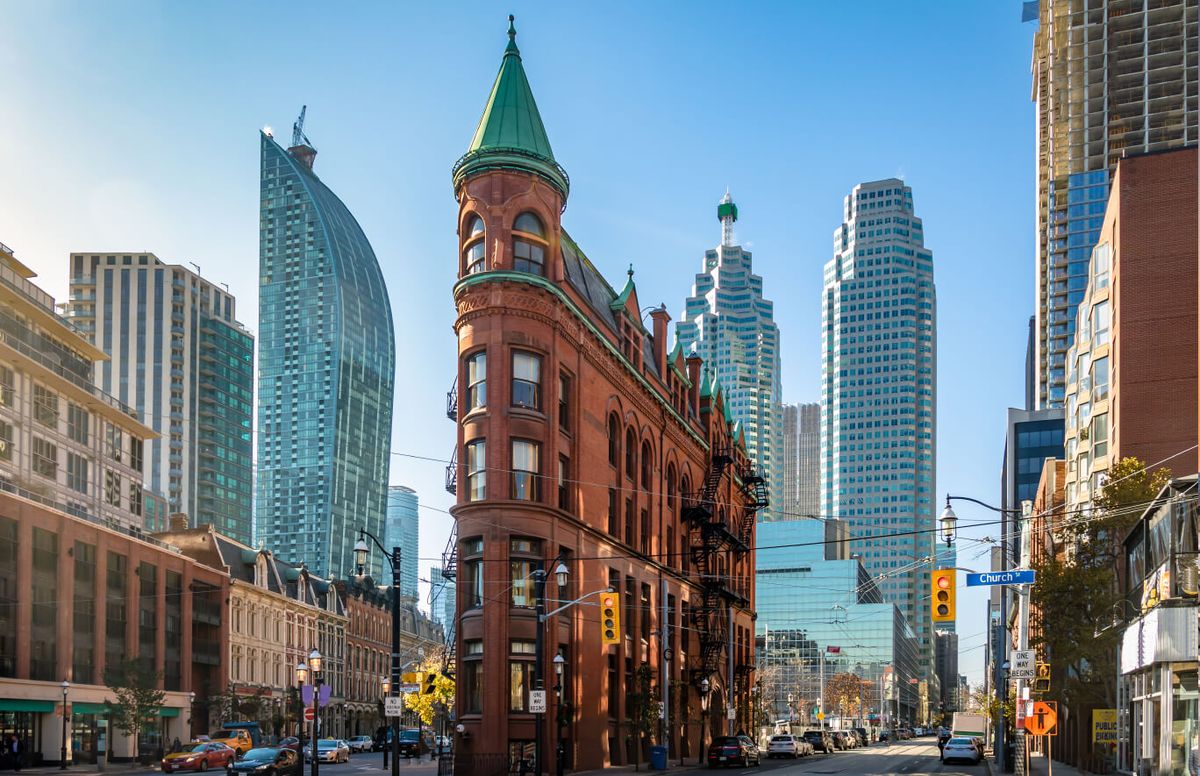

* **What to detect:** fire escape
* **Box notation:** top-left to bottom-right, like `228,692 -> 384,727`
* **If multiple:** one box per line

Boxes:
436,374 -> 460,665
682,449 -> 769,689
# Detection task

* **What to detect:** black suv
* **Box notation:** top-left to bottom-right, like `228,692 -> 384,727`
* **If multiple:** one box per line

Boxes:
802,730 -> 833,753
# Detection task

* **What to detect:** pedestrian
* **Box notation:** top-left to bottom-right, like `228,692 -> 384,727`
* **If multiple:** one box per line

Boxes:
172,738 -> 182,754
10,734 -> 21,772
518,755 -> 531,776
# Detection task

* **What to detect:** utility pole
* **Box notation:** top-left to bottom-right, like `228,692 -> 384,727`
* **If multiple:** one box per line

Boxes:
661,579 -> 670,754
818,652 -> 825,729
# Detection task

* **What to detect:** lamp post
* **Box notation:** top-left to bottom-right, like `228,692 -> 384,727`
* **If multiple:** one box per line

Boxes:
353,530 -> 403,776
943,494 -> 1033,771
308,649 -> 323,776
553,654 -> 565,776
187,692 -> 195,741
60,680 -> 69,770
379,677 -> 390,770
295,662 -> 309,745
532,557 -> 569,776
698,678 -> 712,765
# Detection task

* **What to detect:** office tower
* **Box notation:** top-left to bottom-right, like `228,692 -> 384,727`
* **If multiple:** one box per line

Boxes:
755,519 -> 921,727
1061,147 -> 1197,511
934,630 -> 959,714
820,179 -> 937,665
1031,0 -> 1197,408
781,402 -> 820,519
677,192 -> 783,520
385,485 -> 419,600
256,115 -> 395,580
430,565 -> 456,633
446,19 -> 760,766
66,253 -> 253,540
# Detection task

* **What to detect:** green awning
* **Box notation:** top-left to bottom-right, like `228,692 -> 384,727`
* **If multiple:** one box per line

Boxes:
72,703 -> 109,715
0,700 -> 54,713
159,708 -> 179,718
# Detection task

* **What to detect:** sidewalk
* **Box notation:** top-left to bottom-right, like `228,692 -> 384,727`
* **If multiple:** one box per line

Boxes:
983,749 -> 1086,776
571,761 -> 707,776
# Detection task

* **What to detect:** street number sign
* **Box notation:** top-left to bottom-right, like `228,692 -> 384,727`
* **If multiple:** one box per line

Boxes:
384,697 -> 404,717
1025,701 -> 1058,736
1011,649 -> 1036,679
529,690 -> 547,714
966,570 -> 1036,587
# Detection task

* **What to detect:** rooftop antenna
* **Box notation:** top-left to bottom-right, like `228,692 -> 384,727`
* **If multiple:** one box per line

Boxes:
292,105 -> 311,148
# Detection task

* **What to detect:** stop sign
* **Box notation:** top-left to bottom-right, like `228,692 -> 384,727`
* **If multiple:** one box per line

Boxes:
304,707 -> 316,721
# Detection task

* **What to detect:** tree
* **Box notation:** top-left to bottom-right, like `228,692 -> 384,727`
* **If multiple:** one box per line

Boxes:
624,664 -> 662,771
206,686 -> 241,727
823,673 -> 863,721
104,658 -> 166,760
401,648 -> 455,727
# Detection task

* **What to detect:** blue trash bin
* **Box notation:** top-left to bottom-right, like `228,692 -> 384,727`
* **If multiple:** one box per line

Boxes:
650,745 -> 667,770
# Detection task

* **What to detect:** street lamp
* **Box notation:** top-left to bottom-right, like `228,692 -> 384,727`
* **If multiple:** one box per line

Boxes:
60,680 -> 69,770
296,663 -> 309,750
355,528 -> 404,776
553,654 -> 565,776
188,692 -> 196,741
698,678 -> 711,766
533,555 -> 569,776
939,498 -> 958,547
308,649 -> 322,776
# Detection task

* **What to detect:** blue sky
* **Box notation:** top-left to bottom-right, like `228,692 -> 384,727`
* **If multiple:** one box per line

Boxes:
0,1 -> 1037,686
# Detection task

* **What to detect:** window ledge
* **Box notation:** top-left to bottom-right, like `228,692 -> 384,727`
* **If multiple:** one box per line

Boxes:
509,406 -> 547,421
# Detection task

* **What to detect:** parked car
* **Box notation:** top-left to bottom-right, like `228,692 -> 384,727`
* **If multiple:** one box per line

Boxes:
766,735 -> 801,759
831,731 -> 851,750
941,737 -> 982,765
346,736 -> 374,753
304,739 -> 350,763
277,738 -> 302,754
396,729 -> 427,758
231,748 -> 302,776
802,730 -> 834,753
162,742 -> 236,772
706,735 -> 760,767
852,727 -> 870,746
208,730 -> 254,756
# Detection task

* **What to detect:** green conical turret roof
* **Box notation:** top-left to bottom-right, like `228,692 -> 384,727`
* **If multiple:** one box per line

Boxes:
452,16 -> 569,199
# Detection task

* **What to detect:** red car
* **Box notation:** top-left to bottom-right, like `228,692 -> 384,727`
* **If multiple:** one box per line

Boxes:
162,742 -> 236,772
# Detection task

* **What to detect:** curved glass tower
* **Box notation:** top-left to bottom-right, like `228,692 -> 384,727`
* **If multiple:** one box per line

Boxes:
255,128 -> 395,580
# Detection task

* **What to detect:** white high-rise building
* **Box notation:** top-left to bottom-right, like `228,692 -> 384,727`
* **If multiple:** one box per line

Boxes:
820,178 -> 939,664
676,192 -> 782,519
781,402 -> 820,519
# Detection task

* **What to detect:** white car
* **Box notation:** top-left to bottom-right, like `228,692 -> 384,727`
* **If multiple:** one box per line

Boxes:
767,735 -> 801,758
941,737 -> 982,765
346,736 -> 373,753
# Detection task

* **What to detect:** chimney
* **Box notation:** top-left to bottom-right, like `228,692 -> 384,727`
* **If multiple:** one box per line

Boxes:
169,513 -> 190,531
649,306 -> 670,378
686,354 -> 702,418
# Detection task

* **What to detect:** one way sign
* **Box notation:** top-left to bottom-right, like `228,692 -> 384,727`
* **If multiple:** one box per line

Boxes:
1011,649 -> 1036,679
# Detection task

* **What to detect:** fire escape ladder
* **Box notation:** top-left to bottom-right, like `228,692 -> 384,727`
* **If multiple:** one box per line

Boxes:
441,523 -> 458,582
444,447 -> 458,495
445,377 -> 458,421
738,466 -> 769,546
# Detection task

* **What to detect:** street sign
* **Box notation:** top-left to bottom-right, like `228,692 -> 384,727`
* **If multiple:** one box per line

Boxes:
1011,649 -> 1036,679
304,707 -> 316,721
966,569 -> 1036,587
529,690 -> 547,714
726,706 -> 737,721
397,683 -> 420,694
384,697 -> 404,718
1025,701 -> 1058,736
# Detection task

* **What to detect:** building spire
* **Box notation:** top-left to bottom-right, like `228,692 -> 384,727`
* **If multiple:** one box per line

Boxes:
718,189 -> 738,247
506,14 -> 518,54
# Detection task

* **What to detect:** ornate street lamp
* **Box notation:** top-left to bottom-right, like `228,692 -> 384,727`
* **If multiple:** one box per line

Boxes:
939,499 -> 957,547
296,662 -> 309,747
60,680 -> 69,770
307,650 -> 323,776
698,678 -> 711,766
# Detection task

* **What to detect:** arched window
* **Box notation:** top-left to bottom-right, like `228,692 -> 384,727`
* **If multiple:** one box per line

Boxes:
607,414 -> 620,467
625,428 -> 637,479
640,441 -> 652,490
464,215 -> 486,275
513,212 -> 546,276
666,465 -> 677,516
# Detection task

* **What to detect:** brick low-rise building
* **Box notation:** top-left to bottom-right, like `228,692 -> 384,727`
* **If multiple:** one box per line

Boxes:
445,20 -> 762,773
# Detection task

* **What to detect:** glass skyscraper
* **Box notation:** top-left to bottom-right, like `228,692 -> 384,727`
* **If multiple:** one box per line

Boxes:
676,192 -> 782,520
385,485 -> 419,600
755,519 -> 921,726
781,402 -> 820,519
256,126 -> 395,580
820,179 -> 940,666
66,253 -> 254,540
1031,0 -> 1197,408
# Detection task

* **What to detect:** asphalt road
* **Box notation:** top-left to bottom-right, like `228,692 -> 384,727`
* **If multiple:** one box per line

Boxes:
738,737 -> 986,776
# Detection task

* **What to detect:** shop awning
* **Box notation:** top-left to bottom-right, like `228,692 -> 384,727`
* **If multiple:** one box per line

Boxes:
72,703 -> 110,715
159,708 -> 179,718
0,700 -> 54,712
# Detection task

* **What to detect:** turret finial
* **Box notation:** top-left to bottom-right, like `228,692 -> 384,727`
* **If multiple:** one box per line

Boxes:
505,14 -> 520,55
627,263 -> 635,279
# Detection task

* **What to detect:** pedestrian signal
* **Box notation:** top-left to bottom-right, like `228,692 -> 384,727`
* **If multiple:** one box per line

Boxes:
601,592 -> 621,645
931,569 -> 956,622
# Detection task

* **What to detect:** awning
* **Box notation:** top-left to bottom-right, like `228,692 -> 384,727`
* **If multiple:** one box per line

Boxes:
0,700 -> 54,713
72,703 -> 109,715
159,708 -> 180,718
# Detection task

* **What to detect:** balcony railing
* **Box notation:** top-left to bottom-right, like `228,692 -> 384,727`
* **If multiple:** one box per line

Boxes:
445,448 -> 458,496
446,377 -> 458,421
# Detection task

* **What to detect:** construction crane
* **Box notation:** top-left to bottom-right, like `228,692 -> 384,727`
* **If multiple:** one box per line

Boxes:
292,105 -> 313,148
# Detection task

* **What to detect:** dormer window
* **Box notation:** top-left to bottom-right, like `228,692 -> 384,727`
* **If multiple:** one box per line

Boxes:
464,216 -> 486,275
512,212 -> 546,276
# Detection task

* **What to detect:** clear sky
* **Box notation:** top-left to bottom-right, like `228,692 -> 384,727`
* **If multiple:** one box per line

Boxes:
0,1 -> 1037,687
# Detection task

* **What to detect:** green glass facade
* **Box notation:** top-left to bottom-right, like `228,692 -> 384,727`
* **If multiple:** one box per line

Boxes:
256,131 -> 394,579
198,317 -> 253,537
755,519 -> 921,726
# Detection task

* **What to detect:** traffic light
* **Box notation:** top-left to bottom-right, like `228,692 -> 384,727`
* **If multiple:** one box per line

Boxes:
423,671 -> 437,695
931,569 -> 955,622
600,592 -> 621,645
